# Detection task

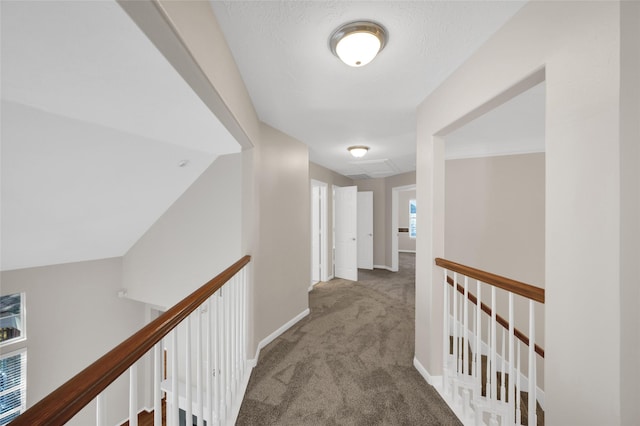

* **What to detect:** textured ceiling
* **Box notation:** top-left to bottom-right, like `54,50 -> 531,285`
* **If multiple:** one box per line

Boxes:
1,1 -> 240,270
210,0 -> 528,177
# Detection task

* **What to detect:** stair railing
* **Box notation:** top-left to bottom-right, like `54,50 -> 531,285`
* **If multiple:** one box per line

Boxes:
11,255 -> 251,426
435,258 -> 545,426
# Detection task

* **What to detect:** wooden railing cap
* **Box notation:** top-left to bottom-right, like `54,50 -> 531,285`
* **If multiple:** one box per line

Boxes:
435,257 -> 544,304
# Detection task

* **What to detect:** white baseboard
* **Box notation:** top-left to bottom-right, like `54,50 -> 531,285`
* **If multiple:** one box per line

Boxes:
413,357 -> 479,426
398,250 -> 416,253
250,308 -> 310,364
373,264 -> 394,271
308,281 -> 320,292
413,357 -> 442,388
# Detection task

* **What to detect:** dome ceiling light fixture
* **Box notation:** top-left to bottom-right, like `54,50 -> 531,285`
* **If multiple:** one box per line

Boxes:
330,21 -> 388,67
348,145 -> 369,158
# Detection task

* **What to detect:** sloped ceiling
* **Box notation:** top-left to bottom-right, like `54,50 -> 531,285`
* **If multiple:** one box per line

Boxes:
1,0 -> 240,271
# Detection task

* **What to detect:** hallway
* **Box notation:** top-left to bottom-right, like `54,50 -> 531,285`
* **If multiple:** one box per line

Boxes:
236,253 -> 461,425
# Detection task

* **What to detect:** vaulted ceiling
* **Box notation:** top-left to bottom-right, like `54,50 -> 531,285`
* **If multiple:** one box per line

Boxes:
1,0 -> 543,271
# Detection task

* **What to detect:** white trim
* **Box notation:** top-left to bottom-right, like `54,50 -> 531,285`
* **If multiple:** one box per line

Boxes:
445,148 -> 545,161
413,357 -> 480,426
373,264 -> 394,271
308,281 -> 320,292
413,356 -> 442,388
249,308 -> 310,365
448,317 -> 546,409
398,250 -> 416,253
229,361 -> 253,426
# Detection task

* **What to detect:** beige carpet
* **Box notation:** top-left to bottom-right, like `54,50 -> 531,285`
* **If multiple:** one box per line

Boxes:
236,253 -> 462,425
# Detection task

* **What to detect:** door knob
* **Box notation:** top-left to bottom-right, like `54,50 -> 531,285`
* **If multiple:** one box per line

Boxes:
352,238 -> 356,241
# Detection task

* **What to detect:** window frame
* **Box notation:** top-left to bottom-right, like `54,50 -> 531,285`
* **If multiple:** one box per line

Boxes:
0,293 -> 26,348
0,348 -> 27,425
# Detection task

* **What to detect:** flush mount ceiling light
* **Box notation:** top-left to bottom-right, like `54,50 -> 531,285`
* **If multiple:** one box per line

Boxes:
348,145 -> 369,158
330,21 -> 387,67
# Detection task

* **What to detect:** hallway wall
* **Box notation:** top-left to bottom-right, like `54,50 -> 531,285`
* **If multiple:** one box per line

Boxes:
1,258 -> 146,426
416,2 -> 639,423
128,1 -> 312,358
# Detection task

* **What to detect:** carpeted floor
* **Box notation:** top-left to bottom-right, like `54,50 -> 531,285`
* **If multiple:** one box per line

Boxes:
236,253 -> 462,425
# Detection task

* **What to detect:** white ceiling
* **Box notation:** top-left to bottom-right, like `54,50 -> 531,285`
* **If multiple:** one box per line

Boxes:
1,0 -> 543,271
445,81 -> 545,159
210,0 -> 528,179
1,1 -> 240,271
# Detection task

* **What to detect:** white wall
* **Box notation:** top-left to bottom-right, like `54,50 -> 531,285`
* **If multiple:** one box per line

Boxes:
0,258 -> 146,426
123,154 -> 243,309
355,172 -> 416,269
354,178 -> 386,267
131,2 -> 314,359
416,2 -> 639,424
252,123 -> 310,349
445,153 -> 545,385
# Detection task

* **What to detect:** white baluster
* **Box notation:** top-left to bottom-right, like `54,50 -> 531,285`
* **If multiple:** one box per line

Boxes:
129,363 -> 138,426
491,286 -> 497,403
452,272 -> 459,403
500,329 -> 506,404
508,293 -> 515,424
486,299 -> 492,401
240,268 -> 246,378
185,317 -> 192,426
196,310 -> 203,426
463,276 -> 469,377
516,342 -> 522,426
154,342 -> 162,426
96,393 -> 105,426
528,300 -> 537,426
225,285 -> 232,417
210,296 -> 217,426
171,331 -> 179,426
217,290 -> 224,424
442,269 -> 449,396
233,275 -> 239,394
475,280 -> 482,398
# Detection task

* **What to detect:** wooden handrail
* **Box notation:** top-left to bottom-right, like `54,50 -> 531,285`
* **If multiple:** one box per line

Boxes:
435,258 -> 545,304
12,255 -> 251,426
446,276 -> 544,358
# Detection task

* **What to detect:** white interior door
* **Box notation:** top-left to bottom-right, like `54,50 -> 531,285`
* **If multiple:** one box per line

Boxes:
357,191 -> 373,270
334,185 -> 358,281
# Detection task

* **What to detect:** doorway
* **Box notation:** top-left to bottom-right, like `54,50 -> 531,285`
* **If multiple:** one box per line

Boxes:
391,184 -> 416,272
310,180 -> 328,289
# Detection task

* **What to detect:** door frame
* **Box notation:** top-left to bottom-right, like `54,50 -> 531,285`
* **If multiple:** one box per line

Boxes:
310,180 -> 328,289
357,191 -> 374,270
391,184 -> 416,272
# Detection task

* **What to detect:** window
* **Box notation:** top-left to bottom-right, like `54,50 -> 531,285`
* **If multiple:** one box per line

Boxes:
0,293 -> 27,425
409,199 -> 417,238
0,294 -> 25,346
0,350 -> 26,425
